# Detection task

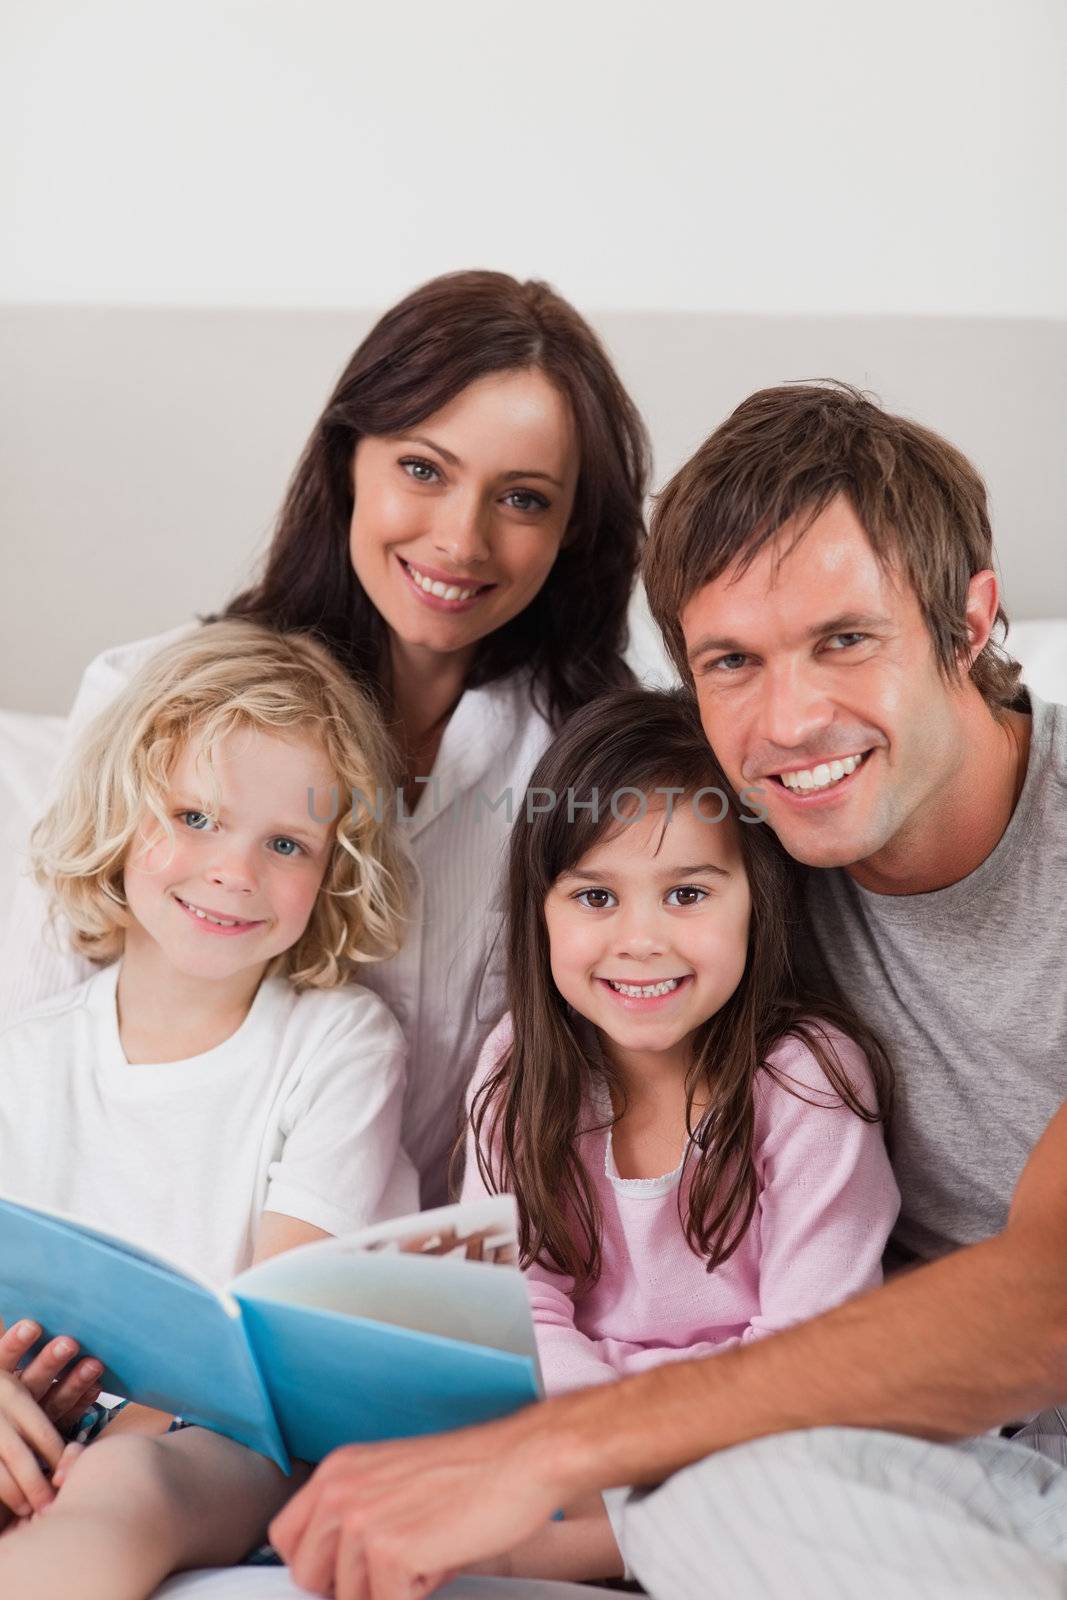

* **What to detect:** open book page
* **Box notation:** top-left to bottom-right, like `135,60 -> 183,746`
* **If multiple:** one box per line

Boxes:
232,1197 -> 540,1365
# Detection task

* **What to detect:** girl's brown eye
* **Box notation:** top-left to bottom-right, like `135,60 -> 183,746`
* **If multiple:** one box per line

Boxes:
575,888 -> 615,910
666,886 -> 708,908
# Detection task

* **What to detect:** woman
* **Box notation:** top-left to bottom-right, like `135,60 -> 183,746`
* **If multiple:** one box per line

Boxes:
3,269 -> 650,1206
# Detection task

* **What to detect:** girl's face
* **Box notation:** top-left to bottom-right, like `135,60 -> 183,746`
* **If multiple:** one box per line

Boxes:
348,367 -> 580,661
123,726 -> 337,986
543,797 -> 752,1076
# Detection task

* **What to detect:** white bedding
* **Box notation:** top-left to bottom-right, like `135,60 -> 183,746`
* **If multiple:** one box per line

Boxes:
158,1571 -> 622,1599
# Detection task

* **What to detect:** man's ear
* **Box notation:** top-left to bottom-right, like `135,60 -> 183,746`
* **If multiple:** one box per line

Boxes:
963,569 -> 1000,664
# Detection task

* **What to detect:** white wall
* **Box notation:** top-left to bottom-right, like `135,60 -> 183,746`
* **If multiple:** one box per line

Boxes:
3,0 -> 1065,317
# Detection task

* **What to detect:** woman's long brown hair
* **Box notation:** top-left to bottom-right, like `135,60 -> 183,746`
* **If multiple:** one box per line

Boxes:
468,688 -> 894,1289
220,270 -> 650,727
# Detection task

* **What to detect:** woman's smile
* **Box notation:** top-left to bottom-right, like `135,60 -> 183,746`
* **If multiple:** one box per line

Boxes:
396,555 -> 497,614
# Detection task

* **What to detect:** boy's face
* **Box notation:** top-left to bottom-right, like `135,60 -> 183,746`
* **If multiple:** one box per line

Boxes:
680,494 -> 970,872
123,726 -> 337,984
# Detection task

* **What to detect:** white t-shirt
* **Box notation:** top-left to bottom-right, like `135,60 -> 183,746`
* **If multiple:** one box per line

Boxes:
0,962 -> 416,1286
0,626 -> 555,1205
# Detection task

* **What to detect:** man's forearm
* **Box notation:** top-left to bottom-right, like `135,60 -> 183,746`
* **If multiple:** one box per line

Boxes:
516,1225 -> 1067,1499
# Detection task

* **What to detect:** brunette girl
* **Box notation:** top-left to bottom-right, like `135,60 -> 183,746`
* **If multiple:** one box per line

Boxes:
462,687 -> 899,1580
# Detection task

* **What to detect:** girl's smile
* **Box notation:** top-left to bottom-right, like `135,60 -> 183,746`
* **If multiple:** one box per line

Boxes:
595,973 -> 695,1009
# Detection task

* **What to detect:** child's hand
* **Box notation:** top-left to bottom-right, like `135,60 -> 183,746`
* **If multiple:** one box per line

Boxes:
0,1368 -> 65,1519
0,1318 -> 103,1432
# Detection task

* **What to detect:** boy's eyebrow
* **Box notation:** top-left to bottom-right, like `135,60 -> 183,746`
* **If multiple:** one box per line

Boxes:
686,612 -> 893,664
401,434 -> 563,489
558,862 -> 730,881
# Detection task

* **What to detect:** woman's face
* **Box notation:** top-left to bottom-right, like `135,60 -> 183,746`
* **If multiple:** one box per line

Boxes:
349,368 -> 580,660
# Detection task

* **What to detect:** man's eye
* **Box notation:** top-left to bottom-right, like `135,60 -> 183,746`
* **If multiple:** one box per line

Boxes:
269,837 -> 303,858
400,457 -> 441,484
826,633 -> 866,650
503,489 -> 550,513
666,886 -> 708,907
179,811 -> 211,830
710,653 -> 748,673
575,888 -> 616,910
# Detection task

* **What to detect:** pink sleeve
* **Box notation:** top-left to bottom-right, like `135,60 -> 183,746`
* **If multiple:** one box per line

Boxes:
740,1027 -> 899,1342
525,1260 -> 618,1395
459,1013 -> 617,1395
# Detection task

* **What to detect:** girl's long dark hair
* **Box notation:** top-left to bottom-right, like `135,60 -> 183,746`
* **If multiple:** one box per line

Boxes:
220,270 -> 651,725
469,688 -> 894,1289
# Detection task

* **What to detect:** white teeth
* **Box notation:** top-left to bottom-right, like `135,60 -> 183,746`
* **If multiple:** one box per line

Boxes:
780,753 -> 865,792
179,897 -> 241,928
406,564 -> 479,602
607,978 -> 681,999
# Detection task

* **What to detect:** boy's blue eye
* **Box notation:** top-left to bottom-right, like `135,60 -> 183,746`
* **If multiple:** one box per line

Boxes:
666,885 -> 708,907
179,810 -> 211,830
574,888 -> 616,910
269,837 -> 302,857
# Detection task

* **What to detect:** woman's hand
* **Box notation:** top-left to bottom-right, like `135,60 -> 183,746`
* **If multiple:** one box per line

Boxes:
0,1318 -> 103,1431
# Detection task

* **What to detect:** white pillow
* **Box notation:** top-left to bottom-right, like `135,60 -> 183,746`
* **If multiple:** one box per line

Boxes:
0,709 -> 66,933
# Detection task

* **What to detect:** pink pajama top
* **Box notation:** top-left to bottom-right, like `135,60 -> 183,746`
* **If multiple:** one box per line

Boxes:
463,1013 -> 900,1395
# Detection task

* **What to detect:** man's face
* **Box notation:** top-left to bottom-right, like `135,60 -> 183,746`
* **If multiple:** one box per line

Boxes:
680,494 -> 969,871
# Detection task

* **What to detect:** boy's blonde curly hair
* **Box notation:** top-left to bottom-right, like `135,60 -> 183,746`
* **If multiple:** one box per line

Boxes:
31,621 -> 409,988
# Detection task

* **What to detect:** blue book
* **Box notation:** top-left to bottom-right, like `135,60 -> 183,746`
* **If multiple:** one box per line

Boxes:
0,1194 -> 542,1471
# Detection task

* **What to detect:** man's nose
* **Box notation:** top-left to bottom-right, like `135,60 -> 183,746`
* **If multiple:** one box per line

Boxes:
757,657 -> 835,752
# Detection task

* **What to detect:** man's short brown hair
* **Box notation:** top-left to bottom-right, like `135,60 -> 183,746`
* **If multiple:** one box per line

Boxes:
643,381 -> 1022,711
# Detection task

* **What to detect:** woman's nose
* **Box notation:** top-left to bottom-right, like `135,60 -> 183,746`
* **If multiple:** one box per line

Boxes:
431,497 -> 491,568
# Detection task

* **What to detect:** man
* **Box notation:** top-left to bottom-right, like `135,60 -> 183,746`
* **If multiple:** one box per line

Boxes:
271,384 -> 1067,1599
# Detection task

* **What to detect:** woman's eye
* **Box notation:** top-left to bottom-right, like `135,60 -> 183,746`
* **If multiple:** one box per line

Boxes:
269,837 -> 303,858
666,886 -> 708,907
400,457 -> 441,484
179,810 -> 212,831
575,888 -> 616,910
502,489 -> 549,513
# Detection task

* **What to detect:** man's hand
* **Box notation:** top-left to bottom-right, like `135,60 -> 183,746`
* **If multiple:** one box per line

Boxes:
270,1414 -> 561,1600
0,1318 -> 103,1432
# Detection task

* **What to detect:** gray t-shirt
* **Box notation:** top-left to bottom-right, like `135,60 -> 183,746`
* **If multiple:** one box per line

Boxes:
801,690 -> 1066,1269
